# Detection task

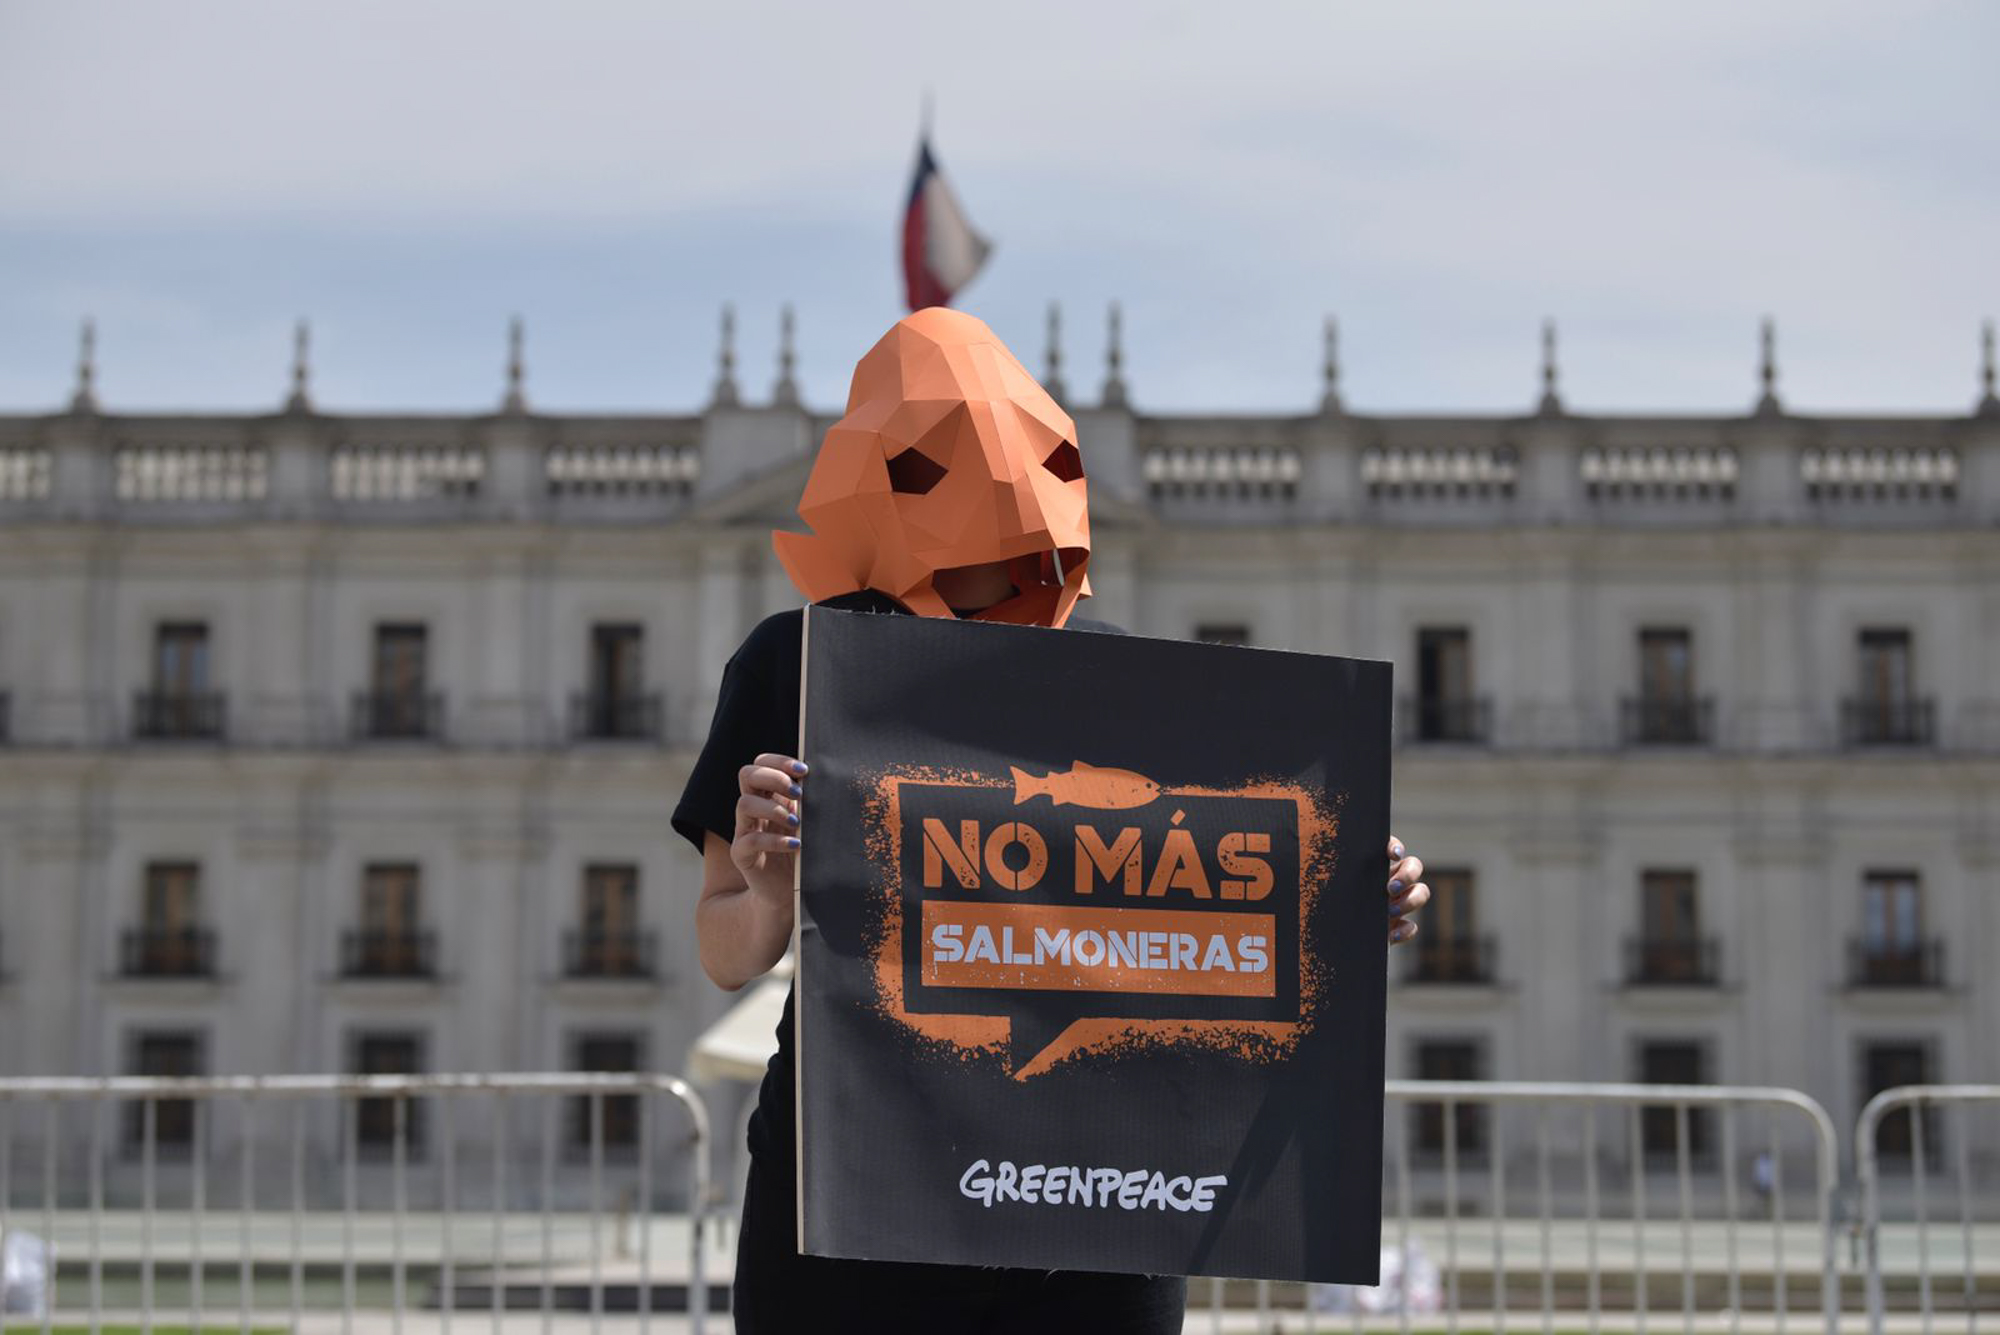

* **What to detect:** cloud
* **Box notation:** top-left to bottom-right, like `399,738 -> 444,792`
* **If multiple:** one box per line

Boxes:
0,0 -> 1992,411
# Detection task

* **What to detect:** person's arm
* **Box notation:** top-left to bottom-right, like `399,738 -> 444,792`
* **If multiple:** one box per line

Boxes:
694,753 -> 808,990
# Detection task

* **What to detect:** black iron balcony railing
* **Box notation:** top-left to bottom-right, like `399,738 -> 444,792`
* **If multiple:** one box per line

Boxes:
1397,695 -> 1492,745
118,926 -> 216,978
562,928 -> 659,980
1402,934 -> 1497,985
1840,697 -> 1935,747
1619,695 -> 1714,746
350,690 -> 445,741
1623,934 -> 1721,986
1847,937 -> 1945,988
0,689 -> 11,743
131,689 -> 227,741
338,928 -> 438,979
569,691 -> 662,742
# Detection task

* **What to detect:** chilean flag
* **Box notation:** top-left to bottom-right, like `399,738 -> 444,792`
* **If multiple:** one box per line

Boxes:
901,136 -> 992,311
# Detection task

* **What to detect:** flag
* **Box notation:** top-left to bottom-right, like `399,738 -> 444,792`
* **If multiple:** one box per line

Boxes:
901,136 -> 992,311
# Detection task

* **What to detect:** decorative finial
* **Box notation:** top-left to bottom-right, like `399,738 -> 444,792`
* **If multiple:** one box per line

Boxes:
501,315 -> 527,414
285,319 -> 312,413
712,304 -> 741,408
1538,318 -> 1563,415
1100,301 -> 1129,408
1043,301 -> 1068,401
1754,316 -> 1781,416
772,304 -> 800,406
70,318 -> 99,414
1320,315 -> 1342,414
1978,319 -> 1998,417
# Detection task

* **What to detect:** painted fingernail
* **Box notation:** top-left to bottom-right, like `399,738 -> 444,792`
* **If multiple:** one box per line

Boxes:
785,836 -> 801,849
787,812 -> 800,827
1391,844 -> 1405,859
789,784 -> 802,799
1387,879 -> 1404,896
790,761 -> 809,775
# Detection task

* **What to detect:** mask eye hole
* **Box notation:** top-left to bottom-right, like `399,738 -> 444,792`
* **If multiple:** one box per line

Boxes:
886,448 -> 948,495
1043,441 -> 1084,483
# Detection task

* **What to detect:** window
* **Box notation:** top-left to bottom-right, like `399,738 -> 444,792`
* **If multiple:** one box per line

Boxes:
1410,627 -> 1483,742
1630,628 -> 1704,743
139,622 -> 219,738
1637,1041 -> 1710,1157
346,863 -> 428,977
351,1033 -> 425,1153
1861,871 -> 1921,952
152,622 -> 211,696
1631,870 -> 1711,983
1848,629 -> 1929,744
1408,870 -> 1488,983
572,863 -> 649,977
571,1033 -> 643,1151
127,1031 -> 204,1151
1857,629 -> 1912,707
1861,1042 -> 1935,1163
127,861 -> 207,976
1194,624 -> 1250,647
582,623 -> 651,738
363,623 -> 431,737
1853,871 -> 1935,986
1411,1040 -> 1485,1154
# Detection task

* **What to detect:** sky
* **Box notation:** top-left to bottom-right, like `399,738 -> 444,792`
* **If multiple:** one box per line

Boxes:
1,0 -> 1995,417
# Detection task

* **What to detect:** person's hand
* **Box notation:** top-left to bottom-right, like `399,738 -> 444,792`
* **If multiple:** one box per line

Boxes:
1386,835 -> 1427,945
733,753 -> 808,906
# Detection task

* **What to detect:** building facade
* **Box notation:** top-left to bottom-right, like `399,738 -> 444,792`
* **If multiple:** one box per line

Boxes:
0,315 -> 1996,1193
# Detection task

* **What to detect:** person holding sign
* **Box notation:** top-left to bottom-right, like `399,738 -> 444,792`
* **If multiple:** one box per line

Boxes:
672,307 -> 1429,1332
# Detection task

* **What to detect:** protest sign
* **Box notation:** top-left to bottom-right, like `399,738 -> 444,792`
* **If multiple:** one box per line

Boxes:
795,606 -> 1391,1282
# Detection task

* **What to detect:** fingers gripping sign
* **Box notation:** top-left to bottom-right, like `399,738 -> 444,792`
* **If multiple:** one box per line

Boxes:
734,753 -> 809,900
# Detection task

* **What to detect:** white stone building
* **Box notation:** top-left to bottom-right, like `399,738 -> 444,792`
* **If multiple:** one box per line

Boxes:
0,310 -> 1995,1196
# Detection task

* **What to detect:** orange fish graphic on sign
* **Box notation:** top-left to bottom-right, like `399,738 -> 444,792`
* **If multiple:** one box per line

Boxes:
1009,761 -> 1160,810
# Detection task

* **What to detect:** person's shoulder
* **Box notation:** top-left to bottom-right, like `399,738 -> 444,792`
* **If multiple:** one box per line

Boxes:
731,592 -> 906,674
729,608 -> 805,679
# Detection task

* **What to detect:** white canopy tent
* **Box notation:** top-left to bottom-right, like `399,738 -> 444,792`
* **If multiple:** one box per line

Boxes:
688,952 -> 792,1084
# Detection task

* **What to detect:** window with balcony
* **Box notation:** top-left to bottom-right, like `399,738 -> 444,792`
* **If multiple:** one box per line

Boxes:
1850,870 -> 1941,987
1626,870 -> 1718,985
566,864 -> 654,979
123,861 -> 213,977
136,621 -> 224,740
1194,624 -> 1250,647
343,863 -> 434,978
1411,1039 -> 1486,1155
355,623 -> 439,740
1403,869 -> 1493,983
1861,1041 -> 1936,1163
126,1031 -> 203,1152
574,623 -> 658,740
1624,627 -> 1710,745
1406,627 -> 1487,743
1844,628 -> 1932,745
1637,1040 -> 1711,1158
570,1032 -> 643,1152
351,1032 -> 426,1154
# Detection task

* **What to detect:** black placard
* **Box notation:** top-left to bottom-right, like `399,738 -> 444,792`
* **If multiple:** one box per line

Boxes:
796,606 -> 1392,1282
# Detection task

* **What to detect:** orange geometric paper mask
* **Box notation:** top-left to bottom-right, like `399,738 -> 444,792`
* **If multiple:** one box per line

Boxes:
773,307 -> 1092,628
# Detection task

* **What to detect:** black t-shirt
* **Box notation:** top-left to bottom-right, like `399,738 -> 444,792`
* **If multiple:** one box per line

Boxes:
671,589 -> 1123,1175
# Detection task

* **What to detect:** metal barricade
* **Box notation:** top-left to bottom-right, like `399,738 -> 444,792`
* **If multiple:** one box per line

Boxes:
1856,1083 -> 2000,1335
1207,1079 -> 1842,1335
0,1073 -> 712,1335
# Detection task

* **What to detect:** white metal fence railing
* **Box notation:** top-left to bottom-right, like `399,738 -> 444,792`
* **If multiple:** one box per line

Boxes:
0,1074 -> 712,1335
1856,1083 -> 2000,1335
3,1077 -> 1995,1331
1207,1079 -> 1845,1335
